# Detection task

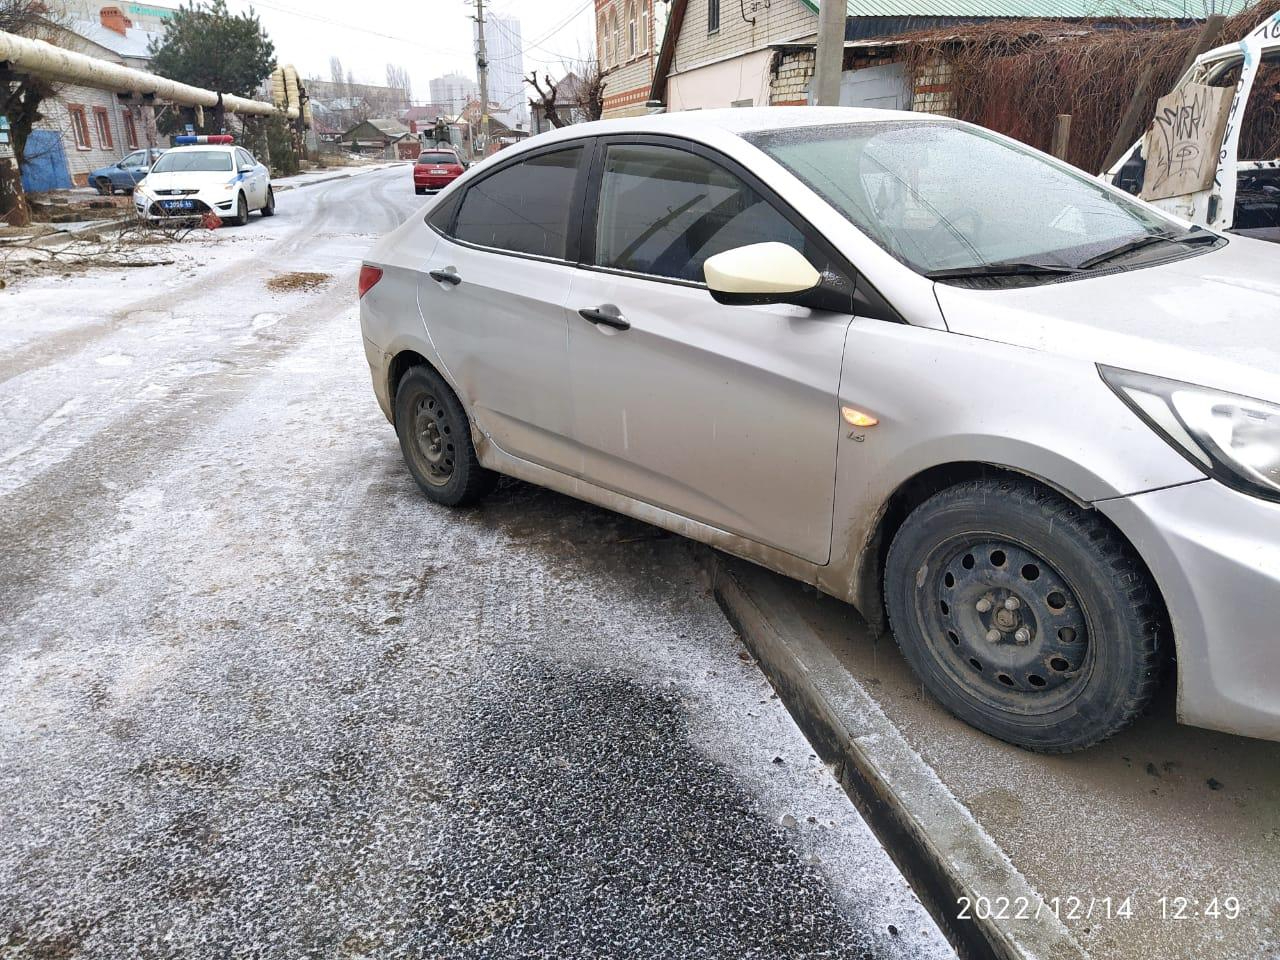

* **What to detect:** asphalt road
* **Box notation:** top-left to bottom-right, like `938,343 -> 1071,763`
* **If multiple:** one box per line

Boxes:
0,167 -> 953,959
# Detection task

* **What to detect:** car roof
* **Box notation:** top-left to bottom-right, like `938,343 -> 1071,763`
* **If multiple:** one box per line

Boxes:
529,106 -> 946,145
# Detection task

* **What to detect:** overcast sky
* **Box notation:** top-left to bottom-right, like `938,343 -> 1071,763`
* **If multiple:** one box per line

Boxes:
224,0 -> 596,102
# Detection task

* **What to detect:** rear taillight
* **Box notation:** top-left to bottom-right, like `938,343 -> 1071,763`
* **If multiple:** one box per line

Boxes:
358,264 -> 383,299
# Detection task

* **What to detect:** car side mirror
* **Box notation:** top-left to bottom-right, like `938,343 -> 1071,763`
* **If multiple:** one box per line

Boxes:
703,242 -> 822,306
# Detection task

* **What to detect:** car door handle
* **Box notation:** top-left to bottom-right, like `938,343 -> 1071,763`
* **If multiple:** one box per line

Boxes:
429,269 -> 461,286
577,306 -> 630,331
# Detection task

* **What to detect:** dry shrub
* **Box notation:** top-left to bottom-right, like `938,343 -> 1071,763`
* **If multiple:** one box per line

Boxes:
900,1 -> 1280,172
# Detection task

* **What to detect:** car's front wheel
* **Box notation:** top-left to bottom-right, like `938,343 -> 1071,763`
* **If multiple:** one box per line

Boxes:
884,478 -> 1164,753
95,177 -> 114,196
228,192 -> 249,226
393,365 -> 497,507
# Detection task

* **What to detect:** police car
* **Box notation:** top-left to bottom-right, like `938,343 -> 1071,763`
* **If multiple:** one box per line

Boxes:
134,136 -> 275,225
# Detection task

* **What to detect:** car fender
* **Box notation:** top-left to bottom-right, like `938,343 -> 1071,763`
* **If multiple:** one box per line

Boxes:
817,317 -> 1204,613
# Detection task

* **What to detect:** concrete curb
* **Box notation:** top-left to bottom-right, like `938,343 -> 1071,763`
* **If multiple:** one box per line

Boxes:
702,552 -> 1089,960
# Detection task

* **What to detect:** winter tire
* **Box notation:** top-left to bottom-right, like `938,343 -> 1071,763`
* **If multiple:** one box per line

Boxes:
394,365 -> 497,507
884,477 -> 1164,753
229,192 -> 249,226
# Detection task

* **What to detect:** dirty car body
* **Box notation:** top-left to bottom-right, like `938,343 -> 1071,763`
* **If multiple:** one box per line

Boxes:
360,107 -> 1280,750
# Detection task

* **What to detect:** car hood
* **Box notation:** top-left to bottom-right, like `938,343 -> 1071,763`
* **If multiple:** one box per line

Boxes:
141,170 -> 236,191
933,236 -> 1280,402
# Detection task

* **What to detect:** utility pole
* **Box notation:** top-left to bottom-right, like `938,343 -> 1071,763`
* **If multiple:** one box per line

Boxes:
473,0 -> 490,159
812,0 -> 844,107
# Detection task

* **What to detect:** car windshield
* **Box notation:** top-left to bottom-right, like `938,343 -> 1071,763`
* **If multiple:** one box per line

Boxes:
747,121 -> 1195,278
419,152 -> 456,163
151,150 -> 232,173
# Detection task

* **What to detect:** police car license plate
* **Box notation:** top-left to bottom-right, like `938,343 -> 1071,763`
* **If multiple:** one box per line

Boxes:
163,200 -> 195,210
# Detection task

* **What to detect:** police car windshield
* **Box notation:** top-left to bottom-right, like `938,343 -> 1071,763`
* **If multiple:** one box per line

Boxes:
152,150 -> 233,173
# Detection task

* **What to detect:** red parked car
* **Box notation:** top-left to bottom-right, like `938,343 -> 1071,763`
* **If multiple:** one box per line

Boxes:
413,149 -> 465,195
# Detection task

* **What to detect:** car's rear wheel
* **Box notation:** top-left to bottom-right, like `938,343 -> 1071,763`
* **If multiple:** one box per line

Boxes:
393,365 -> 497,507
884,478 -> 1164,753
228,192 -> 249,226
415,186 -> 426,195
260,186 -> 276,217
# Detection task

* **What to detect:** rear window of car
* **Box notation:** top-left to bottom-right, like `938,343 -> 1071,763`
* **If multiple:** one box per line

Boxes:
450,147 -> 583,259
418,152 -> 457,164
151,150 -> 232,173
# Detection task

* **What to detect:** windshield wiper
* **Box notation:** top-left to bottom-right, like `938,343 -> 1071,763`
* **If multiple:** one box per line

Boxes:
1075,229 -> 1220,270
925,261 -> 1080,281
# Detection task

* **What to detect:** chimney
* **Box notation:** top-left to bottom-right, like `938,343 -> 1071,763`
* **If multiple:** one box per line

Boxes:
99,6 -> 133,35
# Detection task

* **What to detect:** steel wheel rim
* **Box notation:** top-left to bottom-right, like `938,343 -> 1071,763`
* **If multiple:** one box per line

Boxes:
920,536 -> 1093,713
412,392 -> 455,486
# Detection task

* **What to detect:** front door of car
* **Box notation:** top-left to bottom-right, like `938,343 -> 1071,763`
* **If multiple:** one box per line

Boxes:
416,144 -> 589,474
119,151 -> 147,186
236,149 -> 265,205
566,139 -> 854,565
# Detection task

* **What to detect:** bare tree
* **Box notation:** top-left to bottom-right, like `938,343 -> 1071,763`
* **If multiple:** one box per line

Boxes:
0,0 -> 65,225
385,63 -> 412,103
525,71 -> 565,129
578,57 -> 606,122
329,56 -> 344,89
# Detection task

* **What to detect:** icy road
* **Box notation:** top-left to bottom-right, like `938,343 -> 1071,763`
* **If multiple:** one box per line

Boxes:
0,166 -> 952,959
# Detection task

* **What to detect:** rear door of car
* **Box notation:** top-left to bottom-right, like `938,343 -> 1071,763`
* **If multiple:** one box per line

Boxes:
417,141 -> 592,474
565,135 -> 856,565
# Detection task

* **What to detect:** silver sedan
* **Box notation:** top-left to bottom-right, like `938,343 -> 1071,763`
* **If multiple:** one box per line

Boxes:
358,107 -> 1280,752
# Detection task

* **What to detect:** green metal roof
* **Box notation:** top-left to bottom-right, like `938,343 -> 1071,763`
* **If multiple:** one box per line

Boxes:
798,0 -> 1241,19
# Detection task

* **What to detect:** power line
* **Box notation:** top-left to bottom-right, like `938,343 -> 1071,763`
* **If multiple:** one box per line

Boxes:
247,0 -> 460,56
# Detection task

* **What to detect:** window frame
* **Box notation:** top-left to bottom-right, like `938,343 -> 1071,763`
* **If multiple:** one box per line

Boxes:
68,105 -> 92,151
577,133 -> 855,295
122,110 -> 139,150
640,2 -> 650,53
627,1 -> 637,59
92,106 -> 113,150
708,0 -> 720,34
426,138 -> 596,267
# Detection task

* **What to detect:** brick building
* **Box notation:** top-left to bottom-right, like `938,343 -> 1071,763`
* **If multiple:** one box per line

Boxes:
596,0 -> 672,118
23,5 -> 168,190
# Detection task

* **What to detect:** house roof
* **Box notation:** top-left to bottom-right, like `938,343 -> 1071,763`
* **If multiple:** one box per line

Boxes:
69,19 -> 161,60
360,118 -> 411,137
800,0 -> 1208,16
402,104 -> 453,124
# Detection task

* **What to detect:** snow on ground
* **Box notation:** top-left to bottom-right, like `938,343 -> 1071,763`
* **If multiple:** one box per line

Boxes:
0,165 -> 953,957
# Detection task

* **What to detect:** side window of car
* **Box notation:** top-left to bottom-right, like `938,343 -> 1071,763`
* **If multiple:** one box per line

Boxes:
237,149 -> 255,169
122,150 -> 144,167
451,147 -> 583,260
594,143 -> 806,284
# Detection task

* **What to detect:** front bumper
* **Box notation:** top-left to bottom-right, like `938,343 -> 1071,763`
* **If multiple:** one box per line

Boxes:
1099,479 -> 1280,741
135,190 -> 237,220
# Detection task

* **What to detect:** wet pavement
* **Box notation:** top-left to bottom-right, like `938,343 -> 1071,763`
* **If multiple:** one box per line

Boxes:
0,168 -> 952,959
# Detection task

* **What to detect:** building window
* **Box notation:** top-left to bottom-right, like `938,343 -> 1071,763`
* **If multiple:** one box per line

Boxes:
122,110 -> 139,149
68,105 -> 91,150
93,107 -> 113,149
627,2 -> 637,58
610,9 -> 622,67
708,0 -> 720,33
640,2 -> 649,52
600,11 -> 611,67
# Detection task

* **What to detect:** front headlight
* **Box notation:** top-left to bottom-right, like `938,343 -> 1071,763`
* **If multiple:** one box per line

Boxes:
1101,366 -> 1280,503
